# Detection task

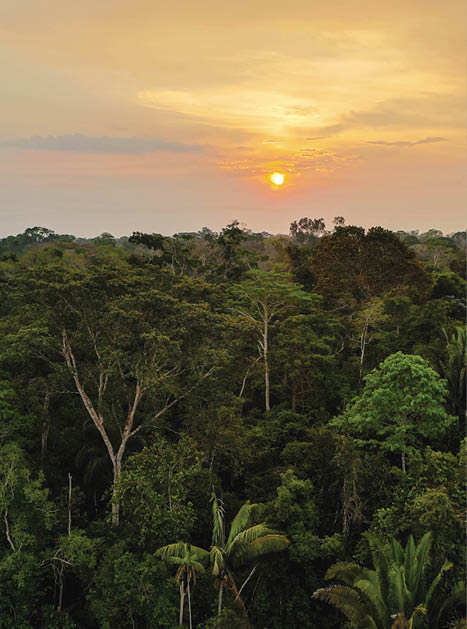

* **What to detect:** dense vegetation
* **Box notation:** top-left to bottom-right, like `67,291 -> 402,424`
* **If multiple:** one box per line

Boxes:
0,219 -> 465,628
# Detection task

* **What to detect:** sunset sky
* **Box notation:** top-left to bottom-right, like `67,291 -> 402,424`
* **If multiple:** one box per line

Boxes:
1,0 -> 464,237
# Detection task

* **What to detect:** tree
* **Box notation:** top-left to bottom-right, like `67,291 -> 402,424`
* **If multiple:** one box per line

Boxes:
273,310 -> 343,411
350,297 -> 389,380
311,226 -> 431,312
332,353 -> 455,472
156,542 -> 209,628
6,260 -> 217,526
313,532 -> 466,628
230,270 -> 318,411
0,443 -> 54,625
216,220 -> 255,280
289,217 -> 326,246
209,493 -> 290,616
436,326 -> 466,419
60,270 -> 216,526
119,437 -> 201,549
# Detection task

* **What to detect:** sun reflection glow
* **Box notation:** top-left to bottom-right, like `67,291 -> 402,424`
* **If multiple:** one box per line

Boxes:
270,172 -> 285,185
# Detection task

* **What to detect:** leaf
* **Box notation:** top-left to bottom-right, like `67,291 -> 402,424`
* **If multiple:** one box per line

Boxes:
313,585 -> 378,628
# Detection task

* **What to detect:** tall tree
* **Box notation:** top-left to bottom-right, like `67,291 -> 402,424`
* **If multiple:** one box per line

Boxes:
311,226 -> 431,312
230,270 -> 318,411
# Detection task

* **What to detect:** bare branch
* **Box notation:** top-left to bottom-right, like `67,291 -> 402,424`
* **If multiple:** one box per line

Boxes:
62,329 -> 116,464
3,510 -> 15,551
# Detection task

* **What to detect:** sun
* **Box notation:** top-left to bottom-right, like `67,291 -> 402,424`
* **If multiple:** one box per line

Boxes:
270,172 -> 285,186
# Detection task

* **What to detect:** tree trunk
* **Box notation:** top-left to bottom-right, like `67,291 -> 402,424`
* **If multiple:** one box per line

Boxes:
41,391 -> 50,469
359,320 -> 369,381
217,580 -> 223,616
57,563 -> 64,613
179,581 -> 185,627
67,473 -> 72,536
401,450 -> 406,473
263,317 -> 270,412
111,460 -> 122,526
187,578 -> 192,629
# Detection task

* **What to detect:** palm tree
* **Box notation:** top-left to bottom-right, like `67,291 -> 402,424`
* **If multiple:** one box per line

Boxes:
209,492 -> 290,616
313,532 -> 465,628
157,494 -> 290,621
156,542 -> 209,628
438,326 -> 466,418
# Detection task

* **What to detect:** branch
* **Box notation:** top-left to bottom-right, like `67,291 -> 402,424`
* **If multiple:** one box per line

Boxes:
130,367 -> 215,437
238,566 -> 256,599
238,356 -> 261,397
231,308 -> 261,327
4,510 -> 15,552
62,329 -> 116,463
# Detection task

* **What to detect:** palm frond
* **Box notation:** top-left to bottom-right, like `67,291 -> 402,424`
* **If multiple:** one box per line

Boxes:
231,533 -> 289,567
211,492 -> 225,547
227,524 -> 277,556
354,575 -> 390,628
429,572 -> 461,628
226,501 -> 256,546
389,564 -> 412,617
391,538 -> 404,566
156,542 -> 187,560
424,559 -> 452,613
411,532 -> 432,603
368,535 -> 392,606
313,585 -> 378,629
156,542 -> 209,563
404,534 -> 417,595
210,545 -> 225,577
166,556 -> 206,574
326,562 -> 372,586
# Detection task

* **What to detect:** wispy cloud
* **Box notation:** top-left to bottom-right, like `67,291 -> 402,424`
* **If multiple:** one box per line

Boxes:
0,134 -> 203,154
368,136 -> 447,148
220,146 -> 358,177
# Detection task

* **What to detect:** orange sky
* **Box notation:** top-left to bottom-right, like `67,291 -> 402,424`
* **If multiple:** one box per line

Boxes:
0,0 -> 464,236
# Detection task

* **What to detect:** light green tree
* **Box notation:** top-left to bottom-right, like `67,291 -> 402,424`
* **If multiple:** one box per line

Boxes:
332,353 -> 455,472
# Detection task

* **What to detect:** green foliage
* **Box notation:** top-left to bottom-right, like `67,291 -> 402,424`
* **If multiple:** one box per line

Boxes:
368,445 -> 466,570
89,543 -> 176,628
332,352 -> 456,470
314,532 -> 466,628
311,226 -> 432,311
0,223 -> 464,626
119,437 -> 201,548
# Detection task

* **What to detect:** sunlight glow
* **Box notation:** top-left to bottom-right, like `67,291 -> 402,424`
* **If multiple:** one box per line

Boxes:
270,172 -> 285,185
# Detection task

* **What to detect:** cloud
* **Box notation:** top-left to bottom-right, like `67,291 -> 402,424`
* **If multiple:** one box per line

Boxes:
368,136 -> 447,148
346,95 -> 464,129
304,94 -> 464,139
219,145 -> 357,177
284,105 -> 317,117
0,134 -> 203,154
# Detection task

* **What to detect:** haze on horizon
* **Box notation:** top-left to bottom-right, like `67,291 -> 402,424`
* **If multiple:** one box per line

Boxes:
0,0 -> 465,238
